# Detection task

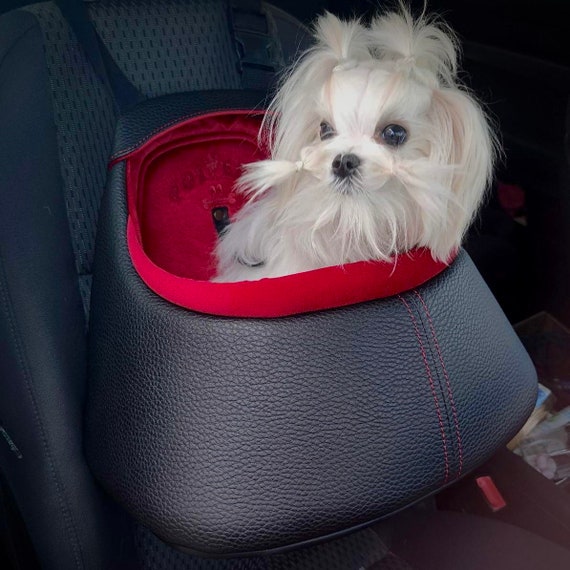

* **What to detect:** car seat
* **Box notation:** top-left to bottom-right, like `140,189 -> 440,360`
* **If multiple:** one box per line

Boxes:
1,1 -> 570,569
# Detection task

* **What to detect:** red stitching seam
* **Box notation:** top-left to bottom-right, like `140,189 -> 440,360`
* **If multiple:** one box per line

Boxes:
399,295 -> 450,484
414,290 -> 464,477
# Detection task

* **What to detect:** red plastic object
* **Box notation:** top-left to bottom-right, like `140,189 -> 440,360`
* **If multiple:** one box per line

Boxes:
476,476 -> 507,512
497,181 -> 525,218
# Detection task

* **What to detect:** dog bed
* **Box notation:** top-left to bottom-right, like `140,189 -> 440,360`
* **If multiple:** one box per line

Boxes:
86,90 -> 537,556
119,105 -> 449,317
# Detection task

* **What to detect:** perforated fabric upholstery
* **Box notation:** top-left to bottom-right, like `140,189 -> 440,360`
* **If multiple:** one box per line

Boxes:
78,274 -> 93,315
371,554 -> 414,570
88,0 -> 242,98
22,0 -> 259,316
136,526 -> 264,570
24,1 -> 117,315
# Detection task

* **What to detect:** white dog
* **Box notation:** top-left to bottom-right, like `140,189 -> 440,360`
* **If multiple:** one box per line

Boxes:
214,7 -> 496,282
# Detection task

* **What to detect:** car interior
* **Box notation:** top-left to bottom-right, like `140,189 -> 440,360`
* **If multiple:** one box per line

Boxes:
1,0 -> 570,569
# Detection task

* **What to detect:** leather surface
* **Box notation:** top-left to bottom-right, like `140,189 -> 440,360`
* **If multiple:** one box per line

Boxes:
112,90 -> 268,160
87,147 -> 537,555
0,9 -> 133,570
135,517 -> 393,569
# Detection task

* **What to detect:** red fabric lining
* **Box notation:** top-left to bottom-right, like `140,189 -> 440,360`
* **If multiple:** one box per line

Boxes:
122,110 -> 451,318
125,111 -> 265,280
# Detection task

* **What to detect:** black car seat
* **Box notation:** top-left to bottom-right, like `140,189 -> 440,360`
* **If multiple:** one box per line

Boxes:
0,3 -> 312,567
1,2 -> 570,569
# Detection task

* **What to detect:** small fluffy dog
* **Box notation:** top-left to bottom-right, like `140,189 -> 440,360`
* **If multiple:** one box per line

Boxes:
215,7 -> 496,282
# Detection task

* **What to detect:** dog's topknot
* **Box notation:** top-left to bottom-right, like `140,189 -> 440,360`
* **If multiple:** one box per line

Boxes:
313,11 -> 371,67
368,7 -> 459,87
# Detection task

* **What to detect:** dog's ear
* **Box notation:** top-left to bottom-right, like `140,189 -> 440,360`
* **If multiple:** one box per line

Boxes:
426,87 -> 496,260
368,8 -> 458,88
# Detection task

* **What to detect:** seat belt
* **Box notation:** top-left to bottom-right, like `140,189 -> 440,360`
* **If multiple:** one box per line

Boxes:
229,0 -> 280,91
57,0 -> 278,107
55,0 -> 143,113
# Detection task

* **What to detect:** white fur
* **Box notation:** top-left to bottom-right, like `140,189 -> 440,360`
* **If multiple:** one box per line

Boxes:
214,7 -> 496,282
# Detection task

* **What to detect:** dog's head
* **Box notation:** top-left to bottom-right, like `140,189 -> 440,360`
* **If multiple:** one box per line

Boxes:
250,8 -> 497,263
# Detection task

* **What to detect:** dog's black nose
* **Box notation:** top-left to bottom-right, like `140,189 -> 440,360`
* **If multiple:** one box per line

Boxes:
332,153 -> 361,178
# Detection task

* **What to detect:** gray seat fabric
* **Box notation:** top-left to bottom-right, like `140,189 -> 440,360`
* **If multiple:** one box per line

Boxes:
88,0 -> 243,98
22,1 -> 118,316
21,0 -> 306,317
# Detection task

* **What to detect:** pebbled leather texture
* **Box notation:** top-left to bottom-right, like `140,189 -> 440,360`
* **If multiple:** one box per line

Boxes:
111,90 -> 268,161
135,517 -> 396,569
86,97 -> 538,557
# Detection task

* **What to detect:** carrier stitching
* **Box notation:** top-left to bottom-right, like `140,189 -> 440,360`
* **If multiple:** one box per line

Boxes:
399,295 -> 450,484
414,290 -> 464,477
413,297 -> 456,473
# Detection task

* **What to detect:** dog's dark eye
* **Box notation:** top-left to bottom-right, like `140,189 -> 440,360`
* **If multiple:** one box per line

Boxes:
378,124 -> 407,147
319,121 -> 336,141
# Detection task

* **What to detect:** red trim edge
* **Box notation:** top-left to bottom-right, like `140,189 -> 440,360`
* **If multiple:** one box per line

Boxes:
122,109 -> 453,318
128,218 -> 450,318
